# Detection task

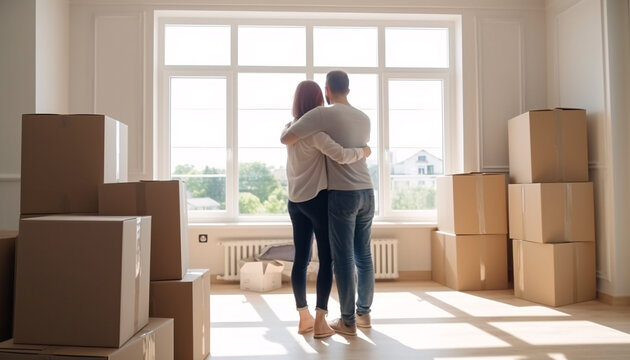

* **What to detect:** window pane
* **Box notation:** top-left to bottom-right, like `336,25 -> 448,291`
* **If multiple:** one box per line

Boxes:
165,25 -> 230,65
170,77 -> 227,211
238,149 -> 288,216
386,27 -> 449,68
238,73 -> 304,215
313,27 -> 378,67
388,79 -> 443,211
238,26 -> 305,66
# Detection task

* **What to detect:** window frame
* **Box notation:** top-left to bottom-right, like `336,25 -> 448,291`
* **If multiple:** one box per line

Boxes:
156,12 -> 459,223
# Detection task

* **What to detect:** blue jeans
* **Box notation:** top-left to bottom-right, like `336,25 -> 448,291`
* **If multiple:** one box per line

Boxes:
328,189 -> 375,325
288,190 -> 333,312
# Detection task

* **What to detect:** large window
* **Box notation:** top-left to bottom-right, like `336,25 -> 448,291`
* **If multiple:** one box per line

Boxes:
158,12 -> 457,222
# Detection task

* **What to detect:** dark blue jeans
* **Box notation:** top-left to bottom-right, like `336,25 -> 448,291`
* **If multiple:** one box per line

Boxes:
288,190 -> 333,311
328,189 -> 375,325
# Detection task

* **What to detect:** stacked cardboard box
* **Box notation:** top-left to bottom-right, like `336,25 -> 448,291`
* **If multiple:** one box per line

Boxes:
0,318 -> 174,360
432,173 -> 509,291
99,181 -> 210,360
0,231 -> 17,343
1,114 -> 175,359
508,108 -> 596,307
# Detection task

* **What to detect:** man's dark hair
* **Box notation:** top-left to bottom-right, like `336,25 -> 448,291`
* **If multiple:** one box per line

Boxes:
326,70 -> 349,94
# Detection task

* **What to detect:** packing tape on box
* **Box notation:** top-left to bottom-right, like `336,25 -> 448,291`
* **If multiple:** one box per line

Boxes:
553,110 -> 566,181
512,240 -> 525,292
475,174 -> 487,234
135,217 -> 142,330
564,184 -> 574,242
519,186 -> 528,240
572,244 -> 579,303
135,184 -> 148,215
143,332 -> 156,360
480,235 -> 488,289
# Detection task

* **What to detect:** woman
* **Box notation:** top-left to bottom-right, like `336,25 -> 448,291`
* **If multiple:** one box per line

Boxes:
282,80 -> 370,338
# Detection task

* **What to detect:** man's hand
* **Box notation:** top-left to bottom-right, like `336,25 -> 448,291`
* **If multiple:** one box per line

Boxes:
362,146 -> 371,158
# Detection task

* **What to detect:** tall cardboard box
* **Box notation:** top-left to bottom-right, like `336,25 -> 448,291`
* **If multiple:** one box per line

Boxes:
149,269 -> 210,360
437,173 -> 508,235
14,215 -> 151,347
99,181 -> 189,280
20,114 -> 128,215
508,108 -> 588,184
512,239 -> 596,306
508,183 -> 595,243
0,318 -> 174,360
0,231 -> 17,342
431,231 -> 508,291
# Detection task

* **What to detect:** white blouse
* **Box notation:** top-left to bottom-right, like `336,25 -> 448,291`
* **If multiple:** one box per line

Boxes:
286,131 -> 364,203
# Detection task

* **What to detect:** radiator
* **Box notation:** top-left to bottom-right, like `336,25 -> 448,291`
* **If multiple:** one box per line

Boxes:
218,238 -> 399,280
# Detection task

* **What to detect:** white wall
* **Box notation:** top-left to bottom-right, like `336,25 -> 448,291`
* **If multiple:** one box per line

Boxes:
36,0 -> 69,113
66,0 -> 547,276
547,0 -> 630,299
0,0 -> 36,230
0,0 -> 69,230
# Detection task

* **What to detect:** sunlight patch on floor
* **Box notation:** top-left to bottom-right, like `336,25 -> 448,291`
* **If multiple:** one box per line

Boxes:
372,292 -> 455,319
434,357 -> 527,360
210,294 -> 263,323
426,291 -> 569,318
260,293 -> 341,322
210,327 -> 290,356
489,321 -> 630,345
376,323 -> 510,350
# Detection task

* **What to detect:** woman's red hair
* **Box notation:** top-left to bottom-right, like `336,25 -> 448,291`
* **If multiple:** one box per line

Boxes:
292,80 -> 324,120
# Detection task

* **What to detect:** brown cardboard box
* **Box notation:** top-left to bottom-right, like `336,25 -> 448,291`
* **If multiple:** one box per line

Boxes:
508,183 -> 595,243
14,215 -> 151,347
0,231 -> 17,342
508,108 -> 588,184
0,318 -> 174,360
437,173 -> 508,235
512,239 -> 596,306
20,114 -> 128,215
149,269 -> 210,360
99,181 -> 189,280
431,231 -> 508,291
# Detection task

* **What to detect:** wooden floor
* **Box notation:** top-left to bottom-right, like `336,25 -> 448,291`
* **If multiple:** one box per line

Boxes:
208,281 -> 630,360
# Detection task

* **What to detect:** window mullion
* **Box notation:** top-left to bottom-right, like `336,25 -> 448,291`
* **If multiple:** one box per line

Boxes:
228,23 -> 239,219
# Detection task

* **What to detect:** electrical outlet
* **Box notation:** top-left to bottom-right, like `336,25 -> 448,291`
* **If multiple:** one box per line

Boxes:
198,234 -> 208,243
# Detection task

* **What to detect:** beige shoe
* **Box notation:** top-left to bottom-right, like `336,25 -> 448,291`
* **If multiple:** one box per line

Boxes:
356,313 -> 371,328
328,318 -> 357,336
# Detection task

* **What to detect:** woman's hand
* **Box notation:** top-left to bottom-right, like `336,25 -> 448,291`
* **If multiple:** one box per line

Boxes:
362,146 -> 372,158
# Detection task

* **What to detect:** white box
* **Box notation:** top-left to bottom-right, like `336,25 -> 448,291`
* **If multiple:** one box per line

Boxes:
239,260 -> 284,292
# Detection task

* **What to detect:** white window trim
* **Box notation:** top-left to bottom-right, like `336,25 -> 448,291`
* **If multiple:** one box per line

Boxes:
156,11 -> 461,223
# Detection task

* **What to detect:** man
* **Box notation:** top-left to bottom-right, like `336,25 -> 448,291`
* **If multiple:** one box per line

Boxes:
281,70 -> 375,336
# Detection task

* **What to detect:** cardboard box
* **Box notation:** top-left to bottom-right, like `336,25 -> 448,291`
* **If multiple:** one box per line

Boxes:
239,259 -> 284,292
0,231 -> 17,342
149,269 -> 210,360
437,173 -> 508,235
508,108 -> 588,183
431,231 -> 508,291
508,183 -> 595,243
99,181 -> 189,280
513,239 -> 596,306
20,114 -> 128,215
0,318 -> 174,360
14,215 -> 151,347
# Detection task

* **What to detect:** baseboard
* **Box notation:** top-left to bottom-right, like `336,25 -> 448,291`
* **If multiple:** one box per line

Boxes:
598,292 -> 630,306
388,270 -> 432,281
209,270 -> 433,284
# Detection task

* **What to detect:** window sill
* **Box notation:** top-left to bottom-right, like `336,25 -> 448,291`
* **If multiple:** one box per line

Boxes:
188,221 -> 437,229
